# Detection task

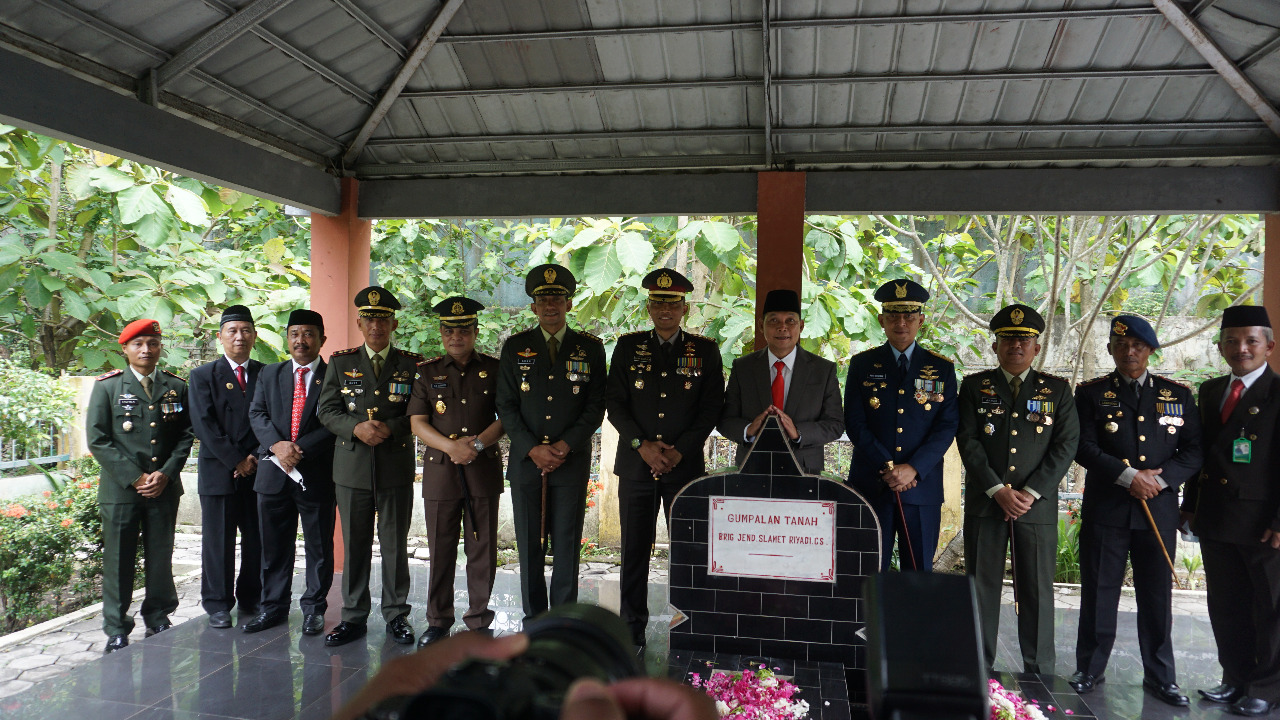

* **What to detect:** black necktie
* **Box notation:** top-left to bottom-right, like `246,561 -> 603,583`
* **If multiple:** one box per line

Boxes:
897,353 -> 908,378
1132,379 -> 1142,400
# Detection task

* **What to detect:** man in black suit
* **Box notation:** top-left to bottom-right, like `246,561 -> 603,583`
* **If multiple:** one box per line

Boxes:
1181,306 -> 1280,717
244,309 -> 335,636
606,269 -> 724,649
718,288 -> 843,475
496,264 -> 607,618
188,305 -> 264,629
1071,315 -> 1202,707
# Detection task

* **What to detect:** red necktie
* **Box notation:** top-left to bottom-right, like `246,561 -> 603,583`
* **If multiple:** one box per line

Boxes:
235,365 -> 247,392
1221,378 -> 1245,424
290,367 -> 308,441
771,360 -> 786,409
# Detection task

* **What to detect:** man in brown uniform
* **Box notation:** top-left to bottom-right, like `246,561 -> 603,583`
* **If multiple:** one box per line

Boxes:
408,296 -> 505,648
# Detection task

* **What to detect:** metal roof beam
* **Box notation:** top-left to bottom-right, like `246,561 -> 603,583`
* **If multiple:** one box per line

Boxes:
433,8 -> 1160,44
330,0 -> 408,58
1151,0 -> 1280,139
358,167 -> 1280,217
1240,33 -> 1280,69
153,0 -> 294,89
397,67 -> 1216,99
341,0 -> 466,166
0,47 -> 339,213
363,120 -> 1265,146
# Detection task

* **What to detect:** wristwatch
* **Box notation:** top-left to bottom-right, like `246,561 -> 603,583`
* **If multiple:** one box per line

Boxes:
631,438 -> 642,450
472,438 -> 485,453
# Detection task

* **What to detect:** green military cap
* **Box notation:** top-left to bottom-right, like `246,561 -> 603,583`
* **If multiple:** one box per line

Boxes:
874,279 -> 929,314
354,286 -> 401,318
433,296 -> 484,328
990,304 -> 1044,337
643,268 -> 693,302
525,264 -> 575,297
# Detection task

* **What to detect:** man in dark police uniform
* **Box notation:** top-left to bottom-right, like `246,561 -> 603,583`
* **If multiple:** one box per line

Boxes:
957,304 -> 1079,675
408,296 -> 505,647
606,268 -> 724,649
85,319 -> 194,652
496,264 -> 607,619
1071,315 -> 1201,707
1181,306 -> 1280,717
245,309 -> 334,636
845,279 -> 958,572
188,304 -> 263,629
317,286 -> 423,646
718,289 -> 843,475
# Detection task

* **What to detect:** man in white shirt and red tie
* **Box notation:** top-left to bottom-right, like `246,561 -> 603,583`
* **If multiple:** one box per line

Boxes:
246,309 -> 336,636
189,305 -> 264,629
718,288 -> 844,474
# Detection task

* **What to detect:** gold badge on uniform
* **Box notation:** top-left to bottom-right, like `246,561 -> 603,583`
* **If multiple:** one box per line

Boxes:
1250,406 -> 1260,415
122,420 -> 133,432
1105,421 -> 1118,433
984,423 -> 994,435
869,397 -> 881,409
521,380 -> 531,392
225,382 -> 234,390
634,379 -> 644,390
435,400 -> 446,414
684,381 -> 693,390
572,386 -> 580,394
478,370 -> 488,378
344,369 -> 363,378
348,402 -> 357,412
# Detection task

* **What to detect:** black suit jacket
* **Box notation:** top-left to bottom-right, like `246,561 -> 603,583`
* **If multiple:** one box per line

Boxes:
189,357 -> 264,495
1183,369 -> 1280,543
1075,370 -> 1202,529
249,359 -> 335,497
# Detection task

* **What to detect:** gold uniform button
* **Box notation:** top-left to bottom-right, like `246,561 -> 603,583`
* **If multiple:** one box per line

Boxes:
374,390 -> 380,395
150,439 -> 157,445
461,399 -> 467,404
1220,478 -> 1228,485
1138,415 -> 1144,422
545,415 -> 551,420
660,393 -> 667,398
898,409 -> 904,415
895,446 -> 902,452
547,396 -> 553,401
149,405 -> 155,411
150,422 -> 156,428
656,434 -> 663,440
461,427 -> 468,433
661,372 -> 668,378
1139,435 -> 1146,441
151,457 -> 158,462
1011,430 -> 1018,436
658,413 -> 665,419
897,427 -> 903,433
548,374 -> 554,380
1012,412 -> 1019,418
1009,465 -> 1016,472
1010,448 -> 1017,453
899,389 -> 905,395
1139,455 -> 1147,461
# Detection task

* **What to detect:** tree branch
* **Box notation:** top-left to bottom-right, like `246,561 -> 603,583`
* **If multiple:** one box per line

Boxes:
875,215 -> 986,327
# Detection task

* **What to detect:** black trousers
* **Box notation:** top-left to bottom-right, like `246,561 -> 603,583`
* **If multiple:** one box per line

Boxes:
511,478 -> 588,618
1202,537 -> 1280,702
200,478 -> 262,614
1076,520 -> 1177,684
257,484 -> 336,616
618,474 -> 682,638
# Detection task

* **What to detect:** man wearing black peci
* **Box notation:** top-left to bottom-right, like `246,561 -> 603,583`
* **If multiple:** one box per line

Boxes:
245,309 -> 335,636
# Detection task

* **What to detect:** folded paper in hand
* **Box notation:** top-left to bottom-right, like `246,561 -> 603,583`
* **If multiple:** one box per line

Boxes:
270,455 -> 306,491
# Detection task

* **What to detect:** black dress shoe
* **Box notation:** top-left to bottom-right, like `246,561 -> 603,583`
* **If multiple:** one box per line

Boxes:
1144,679 -> 1190,707
1068,671 -> 1104,694
302,614 -> 326,636
416,626 -> 449,649
144,622 -> 172,638
324,621 -> 367,647
243,610 -> 286,634
1231,697 -> 1280,717
1201,683 -> 1245,704
104,635 -> 128,653
387,615 -> 415,645
208,611 -> 232,629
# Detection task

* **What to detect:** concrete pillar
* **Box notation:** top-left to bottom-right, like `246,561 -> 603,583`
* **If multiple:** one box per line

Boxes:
598,422 -> 622,549
1266,214 -> 1279,372
938,440 -> 962,563
754,172 -> 806,350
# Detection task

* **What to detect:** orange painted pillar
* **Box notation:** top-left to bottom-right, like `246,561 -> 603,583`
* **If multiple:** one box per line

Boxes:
309,177 -> 372,573
754,172 -> 807,350
1266,215 -> 1280,372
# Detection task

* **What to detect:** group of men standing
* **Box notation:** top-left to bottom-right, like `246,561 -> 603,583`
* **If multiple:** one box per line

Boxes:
85,264 -> 1280,714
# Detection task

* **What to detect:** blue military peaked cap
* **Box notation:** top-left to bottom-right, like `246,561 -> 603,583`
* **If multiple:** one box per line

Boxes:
1110,314 -> 1160,349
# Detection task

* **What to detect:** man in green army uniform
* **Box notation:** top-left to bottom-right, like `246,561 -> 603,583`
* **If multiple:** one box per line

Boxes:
316,286 -> 423,646
85,318 -> 195,652
956,304 -> 1080,675
496,264 -> 607,619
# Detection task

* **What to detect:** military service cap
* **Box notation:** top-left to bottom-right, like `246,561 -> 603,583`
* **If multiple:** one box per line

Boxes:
643,268 -> 693,302
434,296 -> 484,328
874,279 -> 929,314
354,286 -> 401,318
990,304 -> 1044,338
286,309 -> 324,332
525,264 -> 575,297
1222,305 -> 1271,329
219,305 -> 254,326
762,288 -> 802,316
1110,314 -> 1159,349
119,318 -> 162,344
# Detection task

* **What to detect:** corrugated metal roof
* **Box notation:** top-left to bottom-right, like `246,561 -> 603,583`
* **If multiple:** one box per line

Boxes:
2,0 -> 1279,180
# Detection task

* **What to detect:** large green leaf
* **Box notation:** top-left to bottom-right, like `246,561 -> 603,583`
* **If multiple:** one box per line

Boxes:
701,221 -> 740,253
560,226 -> 606,255
165,184 -> 209,226
614,232 -> 654,273
117,291 -> 154,319
0,240 -> 26,266
116,185 -> 168,225
60,291 -> 90,321
88,166 -> 136,194
24,271 -> 51,307
583,243 -> 622,295
130,208 -> 176,246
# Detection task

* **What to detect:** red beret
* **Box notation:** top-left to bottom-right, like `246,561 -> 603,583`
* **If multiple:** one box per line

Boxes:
119,319 -> 162,344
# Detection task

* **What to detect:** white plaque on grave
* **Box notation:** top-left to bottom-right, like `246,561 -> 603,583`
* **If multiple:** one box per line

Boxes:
708,496 -> 836,581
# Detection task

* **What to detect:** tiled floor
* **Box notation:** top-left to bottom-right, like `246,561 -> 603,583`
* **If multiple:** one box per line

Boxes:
0,565 -> 1245,720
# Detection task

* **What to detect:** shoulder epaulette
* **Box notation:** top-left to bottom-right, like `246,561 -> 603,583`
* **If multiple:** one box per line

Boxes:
1078,375 -> 1109,387
577,330 -> 603,343
398,349 -> 425,361
480,352 -> 500,362
331,347 -> 359,357
162,369 -> 186,382
1156,375 -> 1191,390
620,330 -> 647,339
416,355 -> 443,367
96,369 -> 123,381
963,367 -> 996,380
925,348 -> 955,364
686,331 -> 717,343
1037,371 -> 1069,384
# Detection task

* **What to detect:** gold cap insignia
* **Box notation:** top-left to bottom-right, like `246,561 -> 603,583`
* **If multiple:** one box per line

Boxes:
1011,308 -> 1024,325
368,290 -> 381,306
657,272 -> 672,288
151,321 -> 161,333
895,282 -> 907,299
452,301 -> 464,315
1114,321 -> 1128,335
544,267 -> 557,284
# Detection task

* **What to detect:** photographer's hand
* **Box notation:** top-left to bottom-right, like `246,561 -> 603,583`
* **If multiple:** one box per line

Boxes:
561,677 -> 719,720
331,632 -> 530,720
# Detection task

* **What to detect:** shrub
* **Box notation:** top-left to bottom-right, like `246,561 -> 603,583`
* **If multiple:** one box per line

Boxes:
0,360 -> 77,453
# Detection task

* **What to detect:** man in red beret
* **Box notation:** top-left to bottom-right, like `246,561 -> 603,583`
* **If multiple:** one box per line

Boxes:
85,319 -> 194,652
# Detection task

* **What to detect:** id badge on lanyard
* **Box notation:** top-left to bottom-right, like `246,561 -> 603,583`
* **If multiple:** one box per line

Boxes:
1233,435 -> 1253,464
